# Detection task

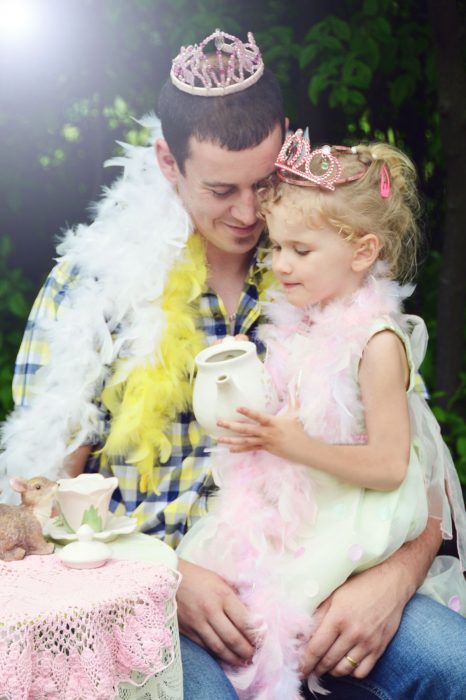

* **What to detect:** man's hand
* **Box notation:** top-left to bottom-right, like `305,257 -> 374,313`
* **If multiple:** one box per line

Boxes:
177,559 -> 256,666
217,406 -> 307,460
300,517 -> 442,679
300,563 -> 407,679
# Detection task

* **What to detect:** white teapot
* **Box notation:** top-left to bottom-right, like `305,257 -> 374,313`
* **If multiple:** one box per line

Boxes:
193,337 -> 278,438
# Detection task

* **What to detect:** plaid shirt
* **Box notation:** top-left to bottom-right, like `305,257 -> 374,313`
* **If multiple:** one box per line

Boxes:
13,258 -> 429,550
13,258 -> 266,549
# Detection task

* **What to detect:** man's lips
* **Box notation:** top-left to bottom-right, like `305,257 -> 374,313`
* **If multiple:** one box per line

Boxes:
224,222 -> 259,236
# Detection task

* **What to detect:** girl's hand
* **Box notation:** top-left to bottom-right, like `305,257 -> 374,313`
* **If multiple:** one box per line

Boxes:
217,406 -> 307,461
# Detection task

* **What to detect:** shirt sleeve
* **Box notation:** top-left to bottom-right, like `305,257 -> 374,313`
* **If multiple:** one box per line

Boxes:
12,260 -> 79,407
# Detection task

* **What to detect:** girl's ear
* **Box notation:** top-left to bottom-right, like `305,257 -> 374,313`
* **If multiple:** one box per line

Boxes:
155,139 -> 180,185
352,233 -> 381,272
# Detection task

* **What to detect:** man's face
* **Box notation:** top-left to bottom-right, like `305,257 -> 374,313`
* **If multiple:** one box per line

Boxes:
174,125 -> 283,257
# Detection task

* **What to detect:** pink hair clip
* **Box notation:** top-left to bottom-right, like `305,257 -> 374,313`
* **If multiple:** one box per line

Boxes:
380,164 -> 391,198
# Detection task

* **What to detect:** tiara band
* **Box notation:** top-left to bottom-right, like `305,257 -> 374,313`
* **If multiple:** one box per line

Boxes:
170,29 -> 264,97
275,130 -> 368,191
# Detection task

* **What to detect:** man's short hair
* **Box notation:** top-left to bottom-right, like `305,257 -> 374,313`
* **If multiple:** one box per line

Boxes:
157,67 -> 285,173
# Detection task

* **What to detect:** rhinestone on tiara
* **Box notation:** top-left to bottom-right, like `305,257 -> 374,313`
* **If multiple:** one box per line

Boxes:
275,129 -> 368,190
170,29 -> 264,97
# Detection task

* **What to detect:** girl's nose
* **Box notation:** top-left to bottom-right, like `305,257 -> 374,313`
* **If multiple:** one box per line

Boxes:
272,251 -> 292,275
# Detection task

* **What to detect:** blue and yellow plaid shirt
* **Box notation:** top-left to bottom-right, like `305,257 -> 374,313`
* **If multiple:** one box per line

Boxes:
13,258 -> 267,549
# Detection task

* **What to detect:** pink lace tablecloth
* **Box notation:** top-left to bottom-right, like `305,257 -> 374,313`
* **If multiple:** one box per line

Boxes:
0,555 -> 180,700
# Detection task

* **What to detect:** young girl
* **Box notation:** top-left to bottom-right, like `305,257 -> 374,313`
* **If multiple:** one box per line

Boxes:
177,130 -> 466,699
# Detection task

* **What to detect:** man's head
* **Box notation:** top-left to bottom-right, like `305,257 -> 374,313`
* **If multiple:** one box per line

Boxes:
158,66 -> 285,175
158,29 -> 285,174
156,30 -> 286,257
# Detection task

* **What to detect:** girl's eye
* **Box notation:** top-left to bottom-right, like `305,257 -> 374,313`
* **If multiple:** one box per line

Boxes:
294,248 -> 310,256
271,244 -> 281,252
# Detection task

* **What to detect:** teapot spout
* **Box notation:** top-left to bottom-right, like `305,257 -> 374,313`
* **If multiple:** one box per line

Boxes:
216,373 -> 232,387
215,373 -> 247,422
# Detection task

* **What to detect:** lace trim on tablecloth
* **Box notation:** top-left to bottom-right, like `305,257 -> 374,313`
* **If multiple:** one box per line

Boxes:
0,556 -> 180,700
118,610 -> 183,700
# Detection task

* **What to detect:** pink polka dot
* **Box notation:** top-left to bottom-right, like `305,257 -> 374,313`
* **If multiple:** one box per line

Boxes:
294,546 -> 306,559
448,595 -> 461,613
347,543 -> 363,562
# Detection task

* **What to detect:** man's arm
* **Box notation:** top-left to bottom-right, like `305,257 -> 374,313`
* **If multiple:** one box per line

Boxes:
13,261 -> 78,407
64,444 -> 92,477
177,559 -> 257,666
301,516 -> 442,678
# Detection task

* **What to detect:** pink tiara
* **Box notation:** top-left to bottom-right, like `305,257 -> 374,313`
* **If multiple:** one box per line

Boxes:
170,29 -> 264,97
275,129 -> 368,191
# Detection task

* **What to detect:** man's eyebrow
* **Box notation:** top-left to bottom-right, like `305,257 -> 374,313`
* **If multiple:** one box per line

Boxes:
202,171 -> 276,188
202,180 -> 236,188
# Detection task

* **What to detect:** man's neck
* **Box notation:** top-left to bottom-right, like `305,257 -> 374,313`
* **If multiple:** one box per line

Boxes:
206,244 -> 254,317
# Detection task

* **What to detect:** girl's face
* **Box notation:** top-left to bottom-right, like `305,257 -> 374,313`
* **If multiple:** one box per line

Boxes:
267,204 -> 364,308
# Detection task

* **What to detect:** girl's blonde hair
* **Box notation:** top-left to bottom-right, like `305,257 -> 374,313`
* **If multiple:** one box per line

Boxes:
260,142 -> 422,282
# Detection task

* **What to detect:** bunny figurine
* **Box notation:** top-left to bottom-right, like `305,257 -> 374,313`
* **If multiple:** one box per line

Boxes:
0,476 -> 57,561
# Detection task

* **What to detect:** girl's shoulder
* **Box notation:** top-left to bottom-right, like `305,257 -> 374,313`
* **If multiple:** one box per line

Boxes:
367,314 -> 428,393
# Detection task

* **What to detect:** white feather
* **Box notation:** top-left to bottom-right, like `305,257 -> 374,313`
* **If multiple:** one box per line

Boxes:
0,116 -> 192,501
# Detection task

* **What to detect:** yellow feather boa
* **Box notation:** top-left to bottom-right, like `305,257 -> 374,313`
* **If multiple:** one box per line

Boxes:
100,233 -> 208,493
100,232 -> 275,494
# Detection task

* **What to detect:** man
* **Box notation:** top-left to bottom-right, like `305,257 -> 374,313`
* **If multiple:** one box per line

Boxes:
3,29 -> 465,699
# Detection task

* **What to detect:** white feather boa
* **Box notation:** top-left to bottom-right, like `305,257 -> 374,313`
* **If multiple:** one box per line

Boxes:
0,116 -> 192,502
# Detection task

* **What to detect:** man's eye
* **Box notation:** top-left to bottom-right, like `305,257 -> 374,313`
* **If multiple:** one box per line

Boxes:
211,189 -> 232,198
254,179 -> 268,190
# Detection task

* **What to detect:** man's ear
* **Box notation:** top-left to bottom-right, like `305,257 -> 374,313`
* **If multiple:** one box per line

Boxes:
155,138 -> 179,185
352,233 -> 381,272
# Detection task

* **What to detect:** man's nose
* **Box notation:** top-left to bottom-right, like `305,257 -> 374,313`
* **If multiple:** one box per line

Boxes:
231,190 -> 257,226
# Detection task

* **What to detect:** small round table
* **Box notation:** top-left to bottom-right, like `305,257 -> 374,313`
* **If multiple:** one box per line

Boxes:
0,533 -> 183,700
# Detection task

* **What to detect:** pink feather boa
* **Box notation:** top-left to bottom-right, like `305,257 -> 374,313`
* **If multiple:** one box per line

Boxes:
184,269 -> 414,698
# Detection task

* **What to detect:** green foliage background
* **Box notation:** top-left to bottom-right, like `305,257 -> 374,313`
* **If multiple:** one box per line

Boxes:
1,0 -> 465,481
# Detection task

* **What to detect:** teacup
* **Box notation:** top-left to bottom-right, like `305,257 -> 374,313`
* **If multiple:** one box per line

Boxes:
56,474 -> 119,533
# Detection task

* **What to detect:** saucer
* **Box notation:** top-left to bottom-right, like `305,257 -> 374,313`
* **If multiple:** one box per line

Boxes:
44,514 -> 137,543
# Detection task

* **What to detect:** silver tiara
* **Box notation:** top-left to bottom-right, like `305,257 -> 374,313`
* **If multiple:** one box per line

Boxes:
170,29 -> 264,97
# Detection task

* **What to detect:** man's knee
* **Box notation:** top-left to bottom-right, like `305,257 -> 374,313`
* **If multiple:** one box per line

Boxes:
180,635 -> 238,699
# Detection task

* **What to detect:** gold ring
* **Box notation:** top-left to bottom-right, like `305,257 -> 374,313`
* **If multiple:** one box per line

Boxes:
345,655 -> 359,669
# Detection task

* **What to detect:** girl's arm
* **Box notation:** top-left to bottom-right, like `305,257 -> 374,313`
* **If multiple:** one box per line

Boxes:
218,330 -> 410,491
